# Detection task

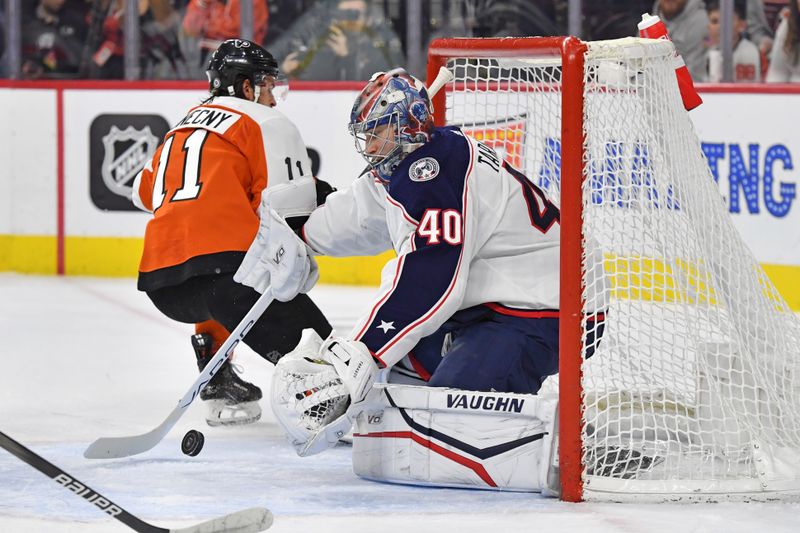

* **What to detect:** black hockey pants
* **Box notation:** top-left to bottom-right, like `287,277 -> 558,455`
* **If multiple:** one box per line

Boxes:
146,273 -> 332,364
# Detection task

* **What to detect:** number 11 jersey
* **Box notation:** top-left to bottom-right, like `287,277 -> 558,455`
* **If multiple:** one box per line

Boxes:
133,96 -> 312,291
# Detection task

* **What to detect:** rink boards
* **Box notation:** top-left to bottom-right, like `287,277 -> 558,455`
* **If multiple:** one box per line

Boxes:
0,82 -> 799,307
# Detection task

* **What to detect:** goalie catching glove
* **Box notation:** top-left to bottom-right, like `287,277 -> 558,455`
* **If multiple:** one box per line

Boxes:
234,205 -> 318,301
271,329 -> 380,456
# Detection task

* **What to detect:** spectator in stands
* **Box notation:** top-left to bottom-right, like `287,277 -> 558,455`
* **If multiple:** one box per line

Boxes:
705,0 -> 761,81
268,0 -> 404,81
182,0 -> 268,75
766,0 -> 800,81
652,0 -> 709,81
261,1 -> 315,46
746,0 -> 774,56
22,0 -> 88,79
142,0 -> 187,79
89,0 -> 186,79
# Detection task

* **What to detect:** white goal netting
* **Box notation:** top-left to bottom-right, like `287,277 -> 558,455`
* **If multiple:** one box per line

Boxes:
442,37 -> 800,501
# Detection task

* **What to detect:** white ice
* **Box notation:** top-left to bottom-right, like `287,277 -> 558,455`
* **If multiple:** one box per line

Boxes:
1,274 -> 799,533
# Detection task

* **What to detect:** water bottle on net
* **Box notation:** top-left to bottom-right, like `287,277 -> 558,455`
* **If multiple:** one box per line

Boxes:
638,13 -> 703,111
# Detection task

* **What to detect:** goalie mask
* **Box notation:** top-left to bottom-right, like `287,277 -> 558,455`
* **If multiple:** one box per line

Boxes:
206,39 -> 288,102
348,68 -> 434,183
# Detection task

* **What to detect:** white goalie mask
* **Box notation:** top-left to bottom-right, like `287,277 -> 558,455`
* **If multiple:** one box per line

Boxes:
270,329 -> 352,456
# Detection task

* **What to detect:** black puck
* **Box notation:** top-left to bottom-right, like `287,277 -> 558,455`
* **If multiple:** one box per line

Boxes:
181,429 -> 205,456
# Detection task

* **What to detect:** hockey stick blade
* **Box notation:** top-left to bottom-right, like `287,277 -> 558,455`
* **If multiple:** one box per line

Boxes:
170,507 -> 273,533
85,289 -> 275,459
0,431 -> 273,533
84,404 -> 185,459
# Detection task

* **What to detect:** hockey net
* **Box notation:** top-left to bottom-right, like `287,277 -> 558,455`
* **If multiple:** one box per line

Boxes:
427,37 -> 800,502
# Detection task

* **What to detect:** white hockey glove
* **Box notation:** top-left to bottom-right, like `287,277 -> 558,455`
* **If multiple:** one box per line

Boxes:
271,329 -> 351,456
234,206 -> 319,300
319,337 -> 379,408
298,337 -> 380,455
271,331 -> 380,457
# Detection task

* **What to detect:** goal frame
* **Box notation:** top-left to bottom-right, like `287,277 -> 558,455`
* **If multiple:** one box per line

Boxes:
427,36 -> 591,503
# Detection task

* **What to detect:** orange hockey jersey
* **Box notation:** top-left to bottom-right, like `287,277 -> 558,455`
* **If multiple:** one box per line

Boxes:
133,96 -> 312,291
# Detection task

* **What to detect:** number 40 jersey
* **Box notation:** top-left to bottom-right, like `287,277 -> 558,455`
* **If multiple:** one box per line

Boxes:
302,126 -> 562,370
132,96 -> 312,292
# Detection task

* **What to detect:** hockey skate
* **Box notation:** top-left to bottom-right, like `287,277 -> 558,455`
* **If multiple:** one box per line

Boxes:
192,333 -> 263,427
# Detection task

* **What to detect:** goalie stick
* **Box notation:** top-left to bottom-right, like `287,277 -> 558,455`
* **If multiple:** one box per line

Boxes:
84,289 -> 275,459
0,431 -> 273,533
427,66 -> 454,100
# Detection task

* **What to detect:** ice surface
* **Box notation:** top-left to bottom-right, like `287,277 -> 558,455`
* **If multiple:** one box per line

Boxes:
1,274 -> 798,532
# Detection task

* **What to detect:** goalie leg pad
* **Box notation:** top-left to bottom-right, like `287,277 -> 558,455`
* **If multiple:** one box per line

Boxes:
352,384 -> 558,492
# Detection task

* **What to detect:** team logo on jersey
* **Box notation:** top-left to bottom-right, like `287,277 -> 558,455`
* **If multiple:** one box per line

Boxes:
90,114 -> 169,211
408,157 -> 440,182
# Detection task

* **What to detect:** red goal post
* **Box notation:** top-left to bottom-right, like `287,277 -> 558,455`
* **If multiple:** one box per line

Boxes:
427,36 -> 588,503
426,37 -> 800,503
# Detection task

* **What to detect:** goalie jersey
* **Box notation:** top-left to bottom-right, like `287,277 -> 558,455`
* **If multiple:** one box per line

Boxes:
132,96 -> 312,291
303,127 -> 561,369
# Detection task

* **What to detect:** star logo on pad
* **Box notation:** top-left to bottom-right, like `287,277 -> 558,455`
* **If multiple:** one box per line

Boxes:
377,321 -> 395,333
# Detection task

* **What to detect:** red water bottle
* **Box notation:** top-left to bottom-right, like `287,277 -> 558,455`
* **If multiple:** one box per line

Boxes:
638,13 -> 703,111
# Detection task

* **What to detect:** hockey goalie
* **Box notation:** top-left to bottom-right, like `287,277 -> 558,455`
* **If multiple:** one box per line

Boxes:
235,68 -> 604,491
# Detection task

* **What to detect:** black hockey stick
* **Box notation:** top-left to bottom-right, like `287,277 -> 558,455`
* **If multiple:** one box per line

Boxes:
0,431 -> 273,533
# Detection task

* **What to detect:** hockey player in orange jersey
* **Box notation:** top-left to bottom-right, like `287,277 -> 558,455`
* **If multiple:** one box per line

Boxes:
132,38 -> 333,427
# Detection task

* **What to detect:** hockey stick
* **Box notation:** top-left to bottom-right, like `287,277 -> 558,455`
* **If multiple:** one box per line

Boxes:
85,289 -> 275,459
427,66 -> 454,98
0,431 -> 273,532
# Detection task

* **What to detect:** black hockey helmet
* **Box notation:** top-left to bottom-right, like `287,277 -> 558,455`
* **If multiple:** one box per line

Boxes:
206,39 -> 281,99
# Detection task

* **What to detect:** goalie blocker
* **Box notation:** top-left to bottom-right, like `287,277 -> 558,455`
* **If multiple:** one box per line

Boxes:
352,384 -> 560,493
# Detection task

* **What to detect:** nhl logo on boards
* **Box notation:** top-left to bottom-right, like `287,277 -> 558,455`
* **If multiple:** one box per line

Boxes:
101,125 -> 159,197
90,114 -> 169,211
408,157 -> 440,182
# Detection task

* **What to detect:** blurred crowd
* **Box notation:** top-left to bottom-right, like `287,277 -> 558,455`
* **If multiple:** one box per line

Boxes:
3,0 -> 799,82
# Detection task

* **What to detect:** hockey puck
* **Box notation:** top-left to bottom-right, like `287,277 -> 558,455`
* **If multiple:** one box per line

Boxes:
181,430 -> 205,456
